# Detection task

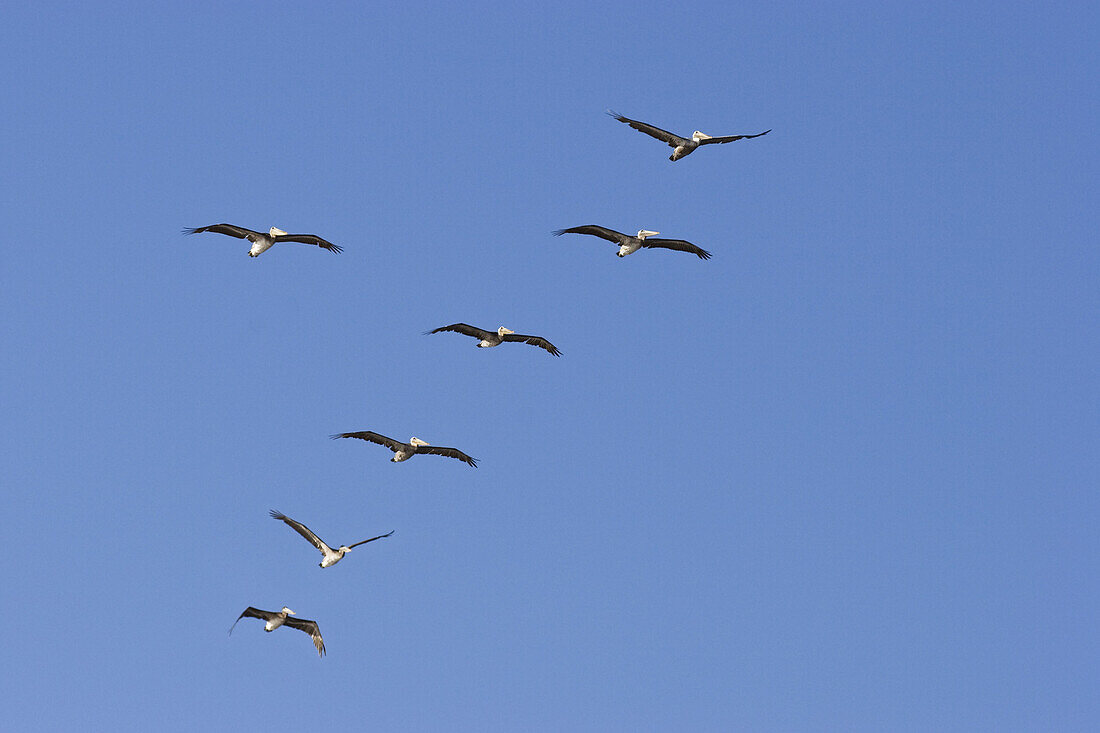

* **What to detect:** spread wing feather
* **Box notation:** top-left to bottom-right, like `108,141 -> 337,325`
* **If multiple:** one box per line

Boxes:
331,431 -> 404,451
696,129 -> 771,145
284,617 -> 326,657
607,110 -> 687,147
642,238 -> 712,260
426,323 -> 494,340
553,225 -> 627,244
501,333 -> 562,356
184,224 -> 262,241
347,530 -> 395,549
418,445 -> 478,467
269,510 -> 328,552
273,233 -> 342,253
229,606 -> 273,634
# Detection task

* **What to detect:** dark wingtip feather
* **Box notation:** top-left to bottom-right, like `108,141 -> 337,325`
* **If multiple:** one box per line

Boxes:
551,229 -> 567,236
698,249 -> 713,260
606,109 -> 625,121
269,509 -> 285,520
182,227 -> 201,235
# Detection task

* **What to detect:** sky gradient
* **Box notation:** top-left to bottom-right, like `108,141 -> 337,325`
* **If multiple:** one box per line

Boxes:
2,1 -> 1098,730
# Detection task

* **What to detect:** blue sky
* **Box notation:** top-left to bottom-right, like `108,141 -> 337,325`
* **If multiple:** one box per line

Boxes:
1,1 -> 1097,730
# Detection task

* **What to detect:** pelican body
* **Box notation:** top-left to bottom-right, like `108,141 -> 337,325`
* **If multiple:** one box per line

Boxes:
608,110 -> 770,161
332,431 -> 478,467
230,606 -> 326,657
554,225 -> 712,259
184,223 -> 343,257
426,324 -> 562,356
270,510 -> 393,568
478,326 -> 513,348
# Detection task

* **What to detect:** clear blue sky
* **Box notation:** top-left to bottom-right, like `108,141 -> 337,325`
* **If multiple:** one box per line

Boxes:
2,1 -> 1097,730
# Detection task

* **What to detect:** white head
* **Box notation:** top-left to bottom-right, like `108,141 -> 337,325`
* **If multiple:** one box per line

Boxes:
409,437 -> 430,447
636,230 -> 660,240
338,545 -> 351,554
269,227 -> 288,237
497,326 -> 515,336
281,606 -> 297,615
691,131 -> 712,141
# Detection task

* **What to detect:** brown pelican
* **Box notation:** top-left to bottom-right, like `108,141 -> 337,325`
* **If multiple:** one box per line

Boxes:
607,110 -> 770,161
554,225 -> 712,259
230,606 -> 326,657
332,431 -> 478,467
270,510 -> 394,568
184,223 -> 342,257
426,324 -> 561,356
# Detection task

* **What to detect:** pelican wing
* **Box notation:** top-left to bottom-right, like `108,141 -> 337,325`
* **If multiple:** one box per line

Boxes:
269,510 -> 329,553
184,223 -> 263,240
273,233 -> 343,253
331,431 -> 404,451
347,529 -> 395,549
426,323 -> 495,340
553,225 -> 627,244
501,333 -> 562,356
284,616 -> 326,657
229,606 -> 275,634
642,238 -> 712,260
417,445 -> 478,468
607,110 -> 687,146
696,129 -> 771,145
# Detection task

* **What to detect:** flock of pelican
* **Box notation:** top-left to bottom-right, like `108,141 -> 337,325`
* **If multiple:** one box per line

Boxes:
216,110 -> 769,657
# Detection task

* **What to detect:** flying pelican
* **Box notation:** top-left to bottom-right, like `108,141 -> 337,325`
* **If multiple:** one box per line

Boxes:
331,431 -> 478,467
554,225 -> 712,259
230,606 -> 326,657
269,510 -> 394,568
426,324 -> 561,356
607,110 -> 770,161
184,223 -> 343,257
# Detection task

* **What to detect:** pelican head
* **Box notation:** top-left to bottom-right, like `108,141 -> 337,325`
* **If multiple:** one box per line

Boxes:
338,545 -> 351,554
269,227 -> 288,237
636,230 -> 660,240
691,131 -> 712,141
281,606 -> 297,616
497,326 -> 515,336
409,437 -> 430,447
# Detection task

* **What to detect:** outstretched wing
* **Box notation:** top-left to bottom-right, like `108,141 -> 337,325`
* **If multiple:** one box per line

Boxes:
269,510 -> 329,553
184,223 -> 262,240
331,431 -> 404,451
347,529 -> 395,549
607,110 -> 688,147
418,445 -> 478,468
696,129 -> 771,145
229,606 -> 273,634
501,333 -> 562,356
553,225 -> 627,244
425,323 -> 494,340
272,233 -> 343,253
642,238 -> 712,260
284,617 -> 326,657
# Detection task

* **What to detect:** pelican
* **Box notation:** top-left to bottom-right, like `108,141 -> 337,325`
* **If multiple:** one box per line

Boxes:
270,510 -> 394,568
331,431 -> 478,467
554,225 -> 712,259
607,110 -> 770,161
230,606 -> 326,657
426,324 -> 561,356
184,223 -> 343,257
